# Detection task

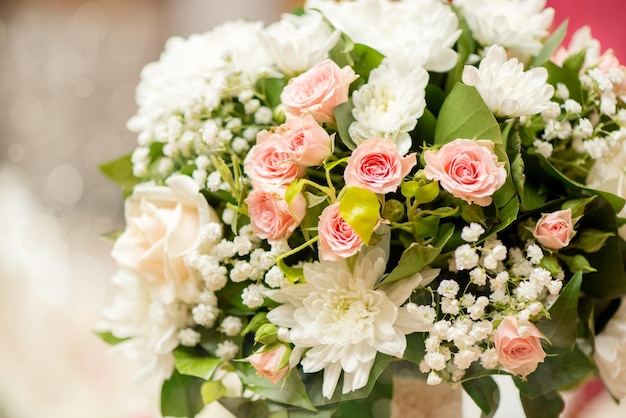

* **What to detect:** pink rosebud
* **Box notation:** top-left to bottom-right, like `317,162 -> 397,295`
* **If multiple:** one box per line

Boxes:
244,135 -> 306,191
423,139 -> 507,207
494,316 -> 546,378
533,208 -> 574,250
280,59 -> 358,125
344,137 -> 416,195
317,202 -> 363,261
280,115 -> 332,166
245,188 -> 306,243
248,344 -> 290,385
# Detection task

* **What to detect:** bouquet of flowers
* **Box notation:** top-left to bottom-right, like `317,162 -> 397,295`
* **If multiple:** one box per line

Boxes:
97,0 -> 626,417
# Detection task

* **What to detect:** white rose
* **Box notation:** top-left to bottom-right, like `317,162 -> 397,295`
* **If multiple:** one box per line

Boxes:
111,174 -> 219,303
594,297 -> 626,400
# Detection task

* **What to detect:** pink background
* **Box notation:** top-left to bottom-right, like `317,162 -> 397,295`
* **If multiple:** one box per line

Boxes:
547,0 -> 626,60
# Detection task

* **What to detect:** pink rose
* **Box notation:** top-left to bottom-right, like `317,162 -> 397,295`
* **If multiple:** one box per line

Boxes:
423,139 -> 507,206
248,344 -> 290,385
344,137 -> 417,194
280,59 -> 358,125
533,208 -> 574,250
244,134 -> 306,191
245,188 -> 306,243
279,115 -> 333,166
494,316 -> 546,378
317,202 -> 363,260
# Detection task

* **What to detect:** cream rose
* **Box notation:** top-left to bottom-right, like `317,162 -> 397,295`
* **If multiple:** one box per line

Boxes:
423,139 -> 507,206
245,188 -> 306,243
111,175 -> 220,303
317,202 -> 363,261
533,208 -> 574,250
494,316 -> 546,378
594,297 -> 626,400
344,137 -> 417,194
280,58 -> 358,125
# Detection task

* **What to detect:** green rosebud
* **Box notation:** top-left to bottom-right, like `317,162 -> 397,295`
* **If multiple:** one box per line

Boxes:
382,199 -> 405,222
255,323 -> 278,345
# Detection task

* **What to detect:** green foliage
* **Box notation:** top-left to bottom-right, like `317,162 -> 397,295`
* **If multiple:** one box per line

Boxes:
462,376 -> 500,418
536,272 -> 582,349
334,100 -> 357,150
161,370 -> 206,418
434,83 -> 503,146
174,347 -> 222,380
533,20 -> 568,67
201,381 -> 226,405
339,186 -> 380,245
94,330 -> 127,345
99,154 -> 140,196
257,77 -> 288,109
237,362 -> 317,412
520,391 -> 564,418
515,345 -> 594,400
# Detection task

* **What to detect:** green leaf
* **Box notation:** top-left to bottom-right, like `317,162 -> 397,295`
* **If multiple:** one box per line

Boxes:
339,186 -> 380,245
462,376 -> 500,418
533,20 -> 568,67
569,229 -> 614,253
445,12 -> 476,93
161,370 -> 206,418
520,391 -> 564,418
377,242 -> 443,287
201,381 -> 226,405
219,397 -> 270,418
174,347 -> 222,380
535,154 -> 625,213
543,61 -> 583,104
559,254 -> 596,273
237,363 -> 317,412
283,405 -> 336,418
434,83 -> 502,146
414,181 -> 440,205
94,330 -> 127,345
572,196 -> 626,298
403,332 -> 427,366
536,271 -> 582,349
345,43 -> 384,85
241,312 -> 269,336
257,77 -> 288,109
333,100 -> 357,151
99,154 -> 140,195
413,108 -> 437,147
277,257 -> 304,283
516,345 -> 593,399
563,48 -> 587,74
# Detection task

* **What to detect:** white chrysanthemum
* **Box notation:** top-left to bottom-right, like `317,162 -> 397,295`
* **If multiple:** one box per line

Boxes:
127,21 -> 274,137
101,270 -> 191,382
267,242 -> 439,398
453,0 -> 554,55
463,45 -> 555,118
350,56 -> 428,155
263,10 -> 340,75
305,0 -> 460,72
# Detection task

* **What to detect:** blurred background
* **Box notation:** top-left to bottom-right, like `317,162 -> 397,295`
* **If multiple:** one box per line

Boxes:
0,0 -> 624,417
0,1 -> 295,417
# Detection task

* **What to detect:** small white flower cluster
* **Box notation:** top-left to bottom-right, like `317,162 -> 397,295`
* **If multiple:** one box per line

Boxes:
181,222 -> 291,350
414,229 -> 562,384
536,58 -> 626,192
